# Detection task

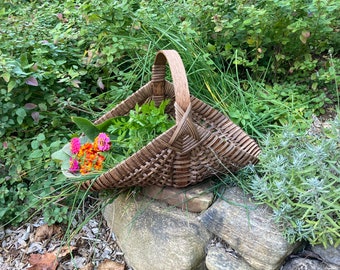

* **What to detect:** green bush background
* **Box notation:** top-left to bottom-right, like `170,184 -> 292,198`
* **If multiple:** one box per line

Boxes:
0,0 -> 339,246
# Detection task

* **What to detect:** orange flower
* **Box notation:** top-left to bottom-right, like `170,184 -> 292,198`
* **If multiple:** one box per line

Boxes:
70,134 -> 109,174
80,160 -> 93,175
94,154 -> 105,170
77,143 -> 93,158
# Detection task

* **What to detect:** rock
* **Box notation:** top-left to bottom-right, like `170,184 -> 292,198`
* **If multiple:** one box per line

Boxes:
142,181 -> 214,213
103,192 -> 211,270
200,187 -> 298,270
282,258 -> 338,270
312,245 -> 340,266
206,246 -> 255,270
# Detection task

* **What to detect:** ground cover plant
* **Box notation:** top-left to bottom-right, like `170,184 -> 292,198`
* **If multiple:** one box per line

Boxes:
0,0 -> 339,253
227,115 -> 339,247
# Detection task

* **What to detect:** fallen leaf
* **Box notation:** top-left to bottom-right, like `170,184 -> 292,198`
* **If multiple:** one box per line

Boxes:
27,252 -> 58,270
57,13 -> 63,20
31,63 -> 38,71
97,260 -> 124,270
34,224 -> 62,242
302,30 -> 311,38
54,245 -> 77,259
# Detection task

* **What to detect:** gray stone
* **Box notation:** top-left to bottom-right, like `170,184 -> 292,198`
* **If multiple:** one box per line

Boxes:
200,187 -> 298,270
282,258 -> 339,270
312,245 -> 340,266
142,181 -> 214,213
206,246 -> 255,270
103,192 -> 211,270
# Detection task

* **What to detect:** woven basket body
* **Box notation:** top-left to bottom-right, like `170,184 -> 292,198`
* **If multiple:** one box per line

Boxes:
81,50 -> 260,190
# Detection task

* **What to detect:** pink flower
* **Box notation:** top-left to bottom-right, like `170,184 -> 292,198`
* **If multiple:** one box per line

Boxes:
69,157 -> 79,173
70,137 -> 81,154
94,133 -> 110,152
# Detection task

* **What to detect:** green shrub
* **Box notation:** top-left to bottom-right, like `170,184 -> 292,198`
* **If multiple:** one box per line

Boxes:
0,0 -> 137,225
240,115 -> 340,247
204,0 -> 339,83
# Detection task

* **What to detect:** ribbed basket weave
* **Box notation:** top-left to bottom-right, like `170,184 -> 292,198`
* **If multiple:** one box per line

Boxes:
81,50 -> 260,191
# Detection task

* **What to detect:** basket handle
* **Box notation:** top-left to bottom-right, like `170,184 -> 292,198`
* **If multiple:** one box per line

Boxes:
152,50 -> 199,143
152,50 -> 190,111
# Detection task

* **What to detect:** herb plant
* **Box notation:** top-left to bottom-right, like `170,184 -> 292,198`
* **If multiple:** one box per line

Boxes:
107,99 -> 174,155
240,115 -> 340,247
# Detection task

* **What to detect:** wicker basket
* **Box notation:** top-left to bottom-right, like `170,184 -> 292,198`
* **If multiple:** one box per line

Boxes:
81,50 -> 260,191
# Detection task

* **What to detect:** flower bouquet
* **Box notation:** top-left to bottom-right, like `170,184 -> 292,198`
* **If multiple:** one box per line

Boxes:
68,133 -> 111,175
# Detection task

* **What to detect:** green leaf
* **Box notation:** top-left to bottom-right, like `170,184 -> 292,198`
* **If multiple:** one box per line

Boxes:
38,103 -> 47,111
15,108 -> 26,118
8,80 -> 16,92
52,147 -> 69,160
2,72 -> 10,83
51,146 -> 73,177
72,116 -> 100,141
95,116 -> 127,132
50,141 -> 61,148
36,133 -> 45,142
68,68 -> 79,79
29,149 -> 43,159
31,140 -> 40,150
19,53 -> 29,67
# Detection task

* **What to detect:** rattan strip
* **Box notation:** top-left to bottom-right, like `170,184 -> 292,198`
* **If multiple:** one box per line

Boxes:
94,83 -> 153,124
190,102 -> 259,155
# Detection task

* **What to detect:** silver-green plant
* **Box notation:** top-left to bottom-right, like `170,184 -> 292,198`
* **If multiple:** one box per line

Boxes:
242,114 -> 340,247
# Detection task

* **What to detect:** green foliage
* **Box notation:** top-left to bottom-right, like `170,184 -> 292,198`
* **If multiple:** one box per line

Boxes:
107,99 -> 175,155
241,82 -> 332,126
240,115 -> 340,247
203,0 -> 339,82
0,133 -> 67,224
72,117 -> 101,141
0,0 -> 135,225
43,204 -> 69,225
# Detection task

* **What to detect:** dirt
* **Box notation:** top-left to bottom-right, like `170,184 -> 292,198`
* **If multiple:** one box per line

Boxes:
0,204 -> 131,270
